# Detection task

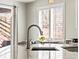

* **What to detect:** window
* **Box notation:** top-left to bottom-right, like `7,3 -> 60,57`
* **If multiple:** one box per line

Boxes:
39,4 -> 65,42
51,5 -> 64,41
39,9 -> 49,38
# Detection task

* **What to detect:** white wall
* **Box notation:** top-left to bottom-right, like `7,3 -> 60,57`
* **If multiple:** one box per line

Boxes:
66,0 -> 78,39
15,2 -> 27,42
14,2 -> 27,59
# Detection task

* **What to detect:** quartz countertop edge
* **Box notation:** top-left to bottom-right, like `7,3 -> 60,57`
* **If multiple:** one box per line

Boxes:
61,43 -> 78,48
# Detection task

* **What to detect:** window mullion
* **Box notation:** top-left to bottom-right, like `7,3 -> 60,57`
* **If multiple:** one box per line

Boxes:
49,9 -> 51,40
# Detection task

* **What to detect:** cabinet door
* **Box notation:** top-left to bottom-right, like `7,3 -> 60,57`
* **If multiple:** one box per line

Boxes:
50,44 -> 63,59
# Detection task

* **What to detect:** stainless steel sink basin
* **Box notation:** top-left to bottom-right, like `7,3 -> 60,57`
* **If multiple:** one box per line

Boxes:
32,47 -> 59,51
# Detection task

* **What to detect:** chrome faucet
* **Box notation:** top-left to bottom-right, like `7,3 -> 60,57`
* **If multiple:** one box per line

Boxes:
27,24 -> 43,49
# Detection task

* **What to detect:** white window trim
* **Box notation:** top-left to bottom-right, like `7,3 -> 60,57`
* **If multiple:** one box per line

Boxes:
38,3 -> 66,43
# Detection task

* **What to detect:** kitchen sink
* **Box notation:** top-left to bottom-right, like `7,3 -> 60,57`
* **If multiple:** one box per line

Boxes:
32,47 -> 59,51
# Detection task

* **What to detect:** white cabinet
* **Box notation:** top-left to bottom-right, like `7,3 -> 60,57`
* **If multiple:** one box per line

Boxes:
64,49 -> 78,59
51,44 -> 63,59
38,44 -> 63,59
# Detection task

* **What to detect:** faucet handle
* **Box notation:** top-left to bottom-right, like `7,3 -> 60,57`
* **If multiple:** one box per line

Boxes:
30,39 -> 37,44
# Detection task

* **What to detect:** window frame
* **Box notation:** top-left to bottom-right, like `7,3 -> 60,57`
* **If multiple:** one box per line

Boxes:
38,3 -> 66,42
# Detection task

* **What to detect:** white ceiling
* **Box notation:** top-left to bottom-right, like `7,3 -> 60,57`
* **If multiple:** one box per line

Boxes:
0,0 -> 35,3
15,0 -> 35,3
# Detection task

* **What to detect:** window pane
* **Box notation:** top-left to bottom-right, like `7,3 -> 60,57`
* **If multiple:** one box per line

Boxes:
51,5 -> 64,40
39,9 -> 49,39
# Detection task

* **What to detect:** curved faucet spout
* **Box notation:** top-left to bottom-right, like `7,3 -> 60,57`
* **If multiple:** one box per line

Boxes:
27,24 -> 43,49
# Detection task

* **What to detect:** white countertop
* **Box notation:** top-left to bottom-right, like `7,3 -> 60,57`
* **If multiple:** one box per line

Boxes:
61,43 -> 78,48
